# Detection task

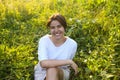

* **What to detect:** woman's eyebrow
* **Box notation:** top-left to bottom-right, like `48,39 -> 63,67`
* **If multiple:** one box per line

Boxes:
50,24 -> 62,27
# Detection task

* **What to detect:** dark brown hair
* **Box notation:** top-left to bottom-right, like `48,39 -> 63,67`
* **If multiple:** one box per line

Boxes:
47,13 -> 67,29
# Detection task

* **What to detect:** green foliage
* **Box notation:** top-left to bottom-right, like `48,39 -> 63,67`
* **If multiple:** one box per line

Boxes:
0,0 -> 120,80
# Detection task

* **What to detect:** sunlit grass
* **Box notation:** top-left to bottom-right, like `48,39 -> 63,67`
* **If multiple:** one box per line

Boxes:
0,0 -> 120,80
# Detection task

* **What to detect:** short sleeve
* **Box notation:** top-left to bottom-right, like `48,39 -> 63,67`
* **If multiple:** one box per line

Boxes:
38,38 -> 48,61
70,42 -> 77,59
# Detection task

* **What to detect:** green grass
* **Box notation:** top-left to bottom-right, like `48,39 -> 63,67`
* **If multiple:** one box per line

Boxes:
0,0 -> 120,80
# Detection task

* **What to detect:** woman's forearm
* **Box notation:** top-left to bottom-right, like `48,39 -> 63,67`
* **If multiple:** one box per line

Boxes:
40,59 -> 78,75
40,59 -> 72,68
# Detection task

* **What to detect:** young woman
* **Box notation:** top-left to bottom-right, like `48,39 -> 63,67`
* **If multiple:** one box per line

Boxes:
34,13 -> 78,80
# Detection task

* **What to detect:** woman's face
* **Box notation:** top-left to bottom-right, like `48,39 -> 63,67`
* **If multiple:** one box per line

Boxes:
49,20 -> 65,40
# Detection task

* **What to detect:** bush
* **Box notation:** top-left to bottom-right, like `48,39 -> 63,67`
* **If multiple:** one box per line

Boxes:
0,0 -> 120,79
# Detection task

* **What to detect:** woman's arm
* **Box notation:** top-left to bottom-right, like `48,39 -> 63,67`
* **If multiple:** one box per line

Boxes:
40,59 -> 71,68
40,59 -> 78,74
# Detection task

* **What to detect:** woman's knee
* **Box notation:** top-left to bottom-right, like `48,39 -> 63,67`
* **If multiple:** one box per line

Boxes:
47,67 -> 58,74
46,67 -> 64,80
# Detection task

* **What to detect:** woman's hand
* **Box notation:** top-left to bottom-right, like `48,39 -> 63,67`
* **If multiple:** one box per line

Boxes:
69,60 -> 78,75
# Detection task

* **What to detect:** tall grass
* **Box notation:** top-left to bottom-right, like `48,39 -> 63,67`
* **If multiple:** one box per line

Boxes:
0,0 -> 120,79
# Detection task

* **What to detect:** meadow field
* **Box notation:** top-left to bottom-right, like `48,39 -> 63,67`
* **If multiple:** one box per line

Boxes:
0,0 -> 120,80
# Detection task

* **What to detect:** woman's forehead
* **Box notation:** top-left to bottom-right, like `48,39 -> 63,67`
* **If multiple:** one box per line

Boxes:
50,20 -> 61,26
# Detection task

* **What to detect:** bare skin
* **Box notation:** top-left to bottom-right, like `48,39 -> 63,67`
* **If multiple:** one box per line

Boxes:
46,67 -> 63,80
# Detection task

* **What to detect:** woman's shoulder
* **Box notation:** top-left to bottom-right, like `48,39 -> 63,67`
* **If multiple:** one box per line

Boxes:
38,34 -> 50,43
66,36 -> 77,46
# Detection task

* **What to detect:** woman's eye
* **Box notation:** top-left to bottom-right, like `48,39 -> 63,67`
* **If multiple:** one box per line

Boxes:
57,25 -> 62,28
50,25 -> 62,29
50,26 -> 55,29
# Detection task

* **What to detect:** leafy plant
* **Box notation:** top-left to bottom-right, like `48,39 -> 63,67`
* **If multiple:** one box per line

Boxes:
0,0 -> 119,80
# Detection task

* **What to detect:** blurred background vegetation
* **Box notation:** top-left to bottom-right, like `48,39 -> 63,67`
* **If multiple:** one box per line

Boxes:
0,0 -> 120,80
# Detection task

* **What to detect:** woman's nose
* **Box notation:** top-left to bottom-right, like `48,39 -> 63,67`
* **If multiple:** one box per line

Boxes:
55,27 -> 58,32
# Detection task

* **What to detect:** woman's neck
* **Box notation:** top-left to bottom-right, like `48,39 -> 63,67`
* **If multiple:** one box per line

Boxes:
49,35 -> 66,47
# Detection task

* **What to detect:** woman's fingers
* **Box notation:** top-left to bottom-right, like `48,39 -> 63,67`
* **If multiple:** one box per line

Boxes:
70,61 -> 78,75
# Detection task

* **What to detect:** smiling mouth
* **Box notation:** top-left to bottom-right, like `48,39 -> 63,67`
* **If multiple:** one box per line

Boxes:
55,33 -> 60,36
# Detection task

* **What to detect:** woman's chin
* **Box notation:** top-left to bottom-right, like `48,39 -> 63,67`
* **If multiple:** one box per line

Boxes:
54,36 -> 62,40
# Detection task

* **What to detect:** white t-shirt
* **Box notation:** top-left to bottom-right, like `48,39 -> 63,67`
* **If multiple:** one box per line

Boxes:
38,34 -> 77,62
34,34 -> 77,80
